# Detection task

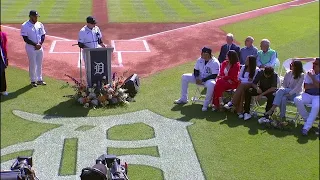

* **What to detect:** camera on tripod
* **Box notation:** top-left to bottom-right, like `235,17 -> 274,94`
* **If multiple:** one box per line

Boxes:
0,156 -> 36,180
80,154 -> 129,180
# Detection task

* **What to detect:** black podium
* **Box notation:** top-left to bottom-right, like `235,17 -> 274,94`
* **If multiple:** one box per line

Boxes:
82,47 -> 114,87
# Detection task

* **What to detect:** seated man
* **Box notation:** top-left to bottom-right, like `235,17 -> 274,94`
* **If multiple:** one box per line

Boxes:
218,33 -> 240,63
294,58 -> 320,136
239,36 -> 258,65
242,67 -> 278,120
256,39 -> 278,69
174,47 -> 220,111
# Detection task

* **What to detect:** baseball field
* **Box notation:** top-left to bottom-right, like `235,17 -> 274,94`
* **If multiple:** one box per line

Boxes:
1,0 -> 319,180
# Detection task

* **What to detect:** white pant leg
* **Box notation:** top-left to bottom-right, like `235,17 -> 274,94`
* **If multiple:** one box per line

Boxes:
35,48 -> 44,81
26,45 -> 37,82
180,73 -> 196,101
203,79 -> 216,107
294,93 -> 312,122
303,95 -> 320,130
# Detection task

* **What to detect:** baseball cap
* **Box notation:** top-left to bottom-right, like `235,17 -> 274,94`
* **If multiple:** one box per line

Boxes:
201,47 -> 212,54
29,10 -> 40,17
86,16 -> 97,24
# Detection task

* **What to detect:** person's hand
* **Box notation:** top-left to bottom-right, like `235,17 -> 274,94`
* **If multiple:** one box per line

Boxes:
257,87 -> 262,94
196,79 -> 202,85
228,80 -> 233,84
35,44 -> 41,50
100,43 -> 106,48
307,70 -> 316,79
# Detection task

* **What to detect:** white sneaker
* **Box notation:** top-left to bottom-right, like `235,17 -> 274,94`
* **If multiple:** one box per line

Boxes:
238,113 -> 244,119
202,106 -> 208,111
174,99 -> 188,104
1,91 -> 8,96
212,106 -> 217,111
244,113 -> 252,121
224,101 -> 233,109
258,117 -> 266,124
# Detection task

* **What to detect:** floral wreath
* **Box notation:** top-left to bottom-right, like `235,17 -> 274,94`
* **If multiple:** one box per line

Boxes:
64,72 -> 130,108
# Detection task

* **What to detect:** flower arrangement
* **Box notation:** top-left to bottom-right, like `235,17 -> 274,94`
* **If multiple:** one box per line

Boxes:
64,72 -> 130,108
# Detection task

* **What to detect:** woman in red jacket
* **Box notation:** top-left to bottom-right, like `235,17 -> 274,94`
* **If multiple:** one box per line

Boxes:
212,50 -> 240,110
0,27 -> 9,96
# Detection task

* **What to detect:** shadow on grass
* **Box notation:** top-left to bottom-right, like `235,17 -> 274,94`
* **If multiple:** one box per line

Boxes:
171,104 -> 226,122
172,104 -> 319,143
44,98 -> 90,117
0,85 -> 32,102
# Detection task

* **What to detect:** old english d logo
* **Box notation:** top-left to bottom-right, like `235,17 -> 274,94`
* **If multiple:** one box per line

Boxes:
1,110 -> 205,180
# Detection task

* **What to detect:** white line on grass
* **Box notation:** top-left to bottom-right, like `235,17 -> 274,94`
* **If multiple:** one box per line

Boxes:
130,0 -> 311,40
290,0 -> 318,6
1,25 -> 71,41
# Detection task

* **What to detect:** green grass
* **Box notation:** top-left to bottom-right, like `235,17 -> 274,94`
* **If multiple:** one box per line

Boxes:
0,0 -> 92,23
107,0 -> 291,22
1,3 -> 319,180
220,2 -> 320,69
107,123 -> 155,140
59,138 -> 78,175
108,146 -> 160,157
127,165 -> 163,180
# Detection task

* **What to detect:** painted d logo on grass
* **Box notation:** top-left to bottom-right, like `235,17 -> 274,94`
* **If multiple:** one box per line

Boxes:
1,110 -> 205,180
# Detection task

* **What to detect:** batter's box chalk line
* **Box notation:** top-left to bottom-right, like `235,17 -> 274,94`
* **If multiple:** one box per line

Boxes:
48,40 -> 126,68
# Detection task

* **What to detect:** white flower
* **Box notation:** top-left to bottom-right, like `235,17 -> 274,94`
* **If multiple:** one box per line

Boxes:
84,103 -> 89,108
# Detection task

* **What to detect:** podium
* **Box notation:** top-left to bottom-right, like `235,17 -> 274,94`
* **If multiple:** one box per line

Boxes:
82,47 -> 114,87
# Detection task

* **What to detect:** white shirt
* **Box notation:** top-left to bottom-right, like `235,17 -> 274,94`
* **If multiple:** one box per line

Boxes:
194,57 -> 220,79
78,25 -> 102,48
21,20 -> 46,47
238,66 -> 259,83
304,73 -> 320,84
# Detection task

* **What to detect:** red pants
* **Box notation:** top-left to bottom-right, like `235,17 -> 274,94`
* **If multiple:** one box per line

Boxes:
212,78 -> 238,108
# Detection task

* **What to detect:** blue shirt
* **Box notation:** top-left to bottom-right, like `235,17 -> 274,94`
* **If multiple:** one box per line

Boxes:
239,46 -> 258,65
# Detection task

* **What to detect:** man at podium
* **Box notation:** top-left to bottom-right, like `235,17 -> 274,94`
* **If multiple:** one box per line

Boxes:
78,16 -> 106,63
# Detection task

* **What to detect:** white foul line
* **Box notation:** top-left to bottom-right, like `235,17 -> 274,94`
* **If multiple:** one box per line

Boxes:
290,0 -> 318,6
143,40 -> 151,52
117,52 -> 123,67
49,40 -> 57,53
130,0 -> 314,40
1,25 -> 71,41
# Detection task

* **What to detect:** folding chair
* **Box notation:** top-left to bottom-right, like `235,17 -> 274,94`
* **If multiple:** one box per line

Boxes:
191,85 -> 206,104
303,61 -> 313,72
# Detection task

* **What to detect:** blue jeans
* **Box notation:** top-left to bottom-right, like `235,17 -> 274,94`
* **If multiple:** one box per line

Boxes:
273,88 -> 296,118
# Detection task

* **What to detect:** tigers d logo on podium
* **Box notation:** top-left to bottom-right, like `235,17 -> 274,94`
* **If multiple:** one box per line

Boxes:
83,47 -> 114,87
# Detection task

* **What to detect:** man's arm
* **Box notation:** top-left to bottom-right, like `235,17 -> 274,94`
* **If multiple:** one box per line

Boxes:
202,74 -> 217,82
256,54 -> 262,67
78,30 -> 88,48
251,71 -> 262,90
260,74 -> 278,96
218,45 -> 224,62
265,52 -> 277,67
22,36 -> 37,47
40,34 -> 45,45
